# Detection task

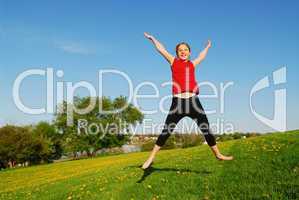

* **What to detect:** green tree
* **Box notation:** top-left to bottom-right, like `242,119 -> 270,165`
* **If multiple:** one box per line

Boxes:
54,95 -> 144,157
32,122 -> 63,160
0,125 -> 53,168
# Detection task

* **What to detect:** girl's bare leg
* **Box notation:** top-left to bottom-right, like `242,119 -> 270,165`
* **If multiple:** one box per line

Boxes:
210,145 -> 233,160
141,144 -> 161,169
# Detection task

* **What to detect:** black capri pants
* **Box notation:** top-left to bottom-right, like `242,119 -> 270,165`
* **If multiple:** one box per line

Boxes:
155,95 -> 216,147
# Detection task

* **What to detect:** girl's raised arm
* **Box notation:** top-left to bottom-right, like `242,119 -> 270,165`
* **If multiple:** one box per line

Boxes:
144,32 -> 174,65
192,40 -> 212,67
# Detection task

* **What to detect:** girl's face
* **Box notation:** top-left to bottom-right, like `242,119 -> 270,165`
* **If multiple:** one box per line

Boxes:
176,44 -> 191,60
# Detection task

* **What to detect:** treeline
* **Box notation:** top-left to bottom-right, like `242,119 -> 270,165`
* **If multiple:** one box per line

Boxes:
0,95 -> 264,169
215,132 -> 261,142
0,95 -> 144,169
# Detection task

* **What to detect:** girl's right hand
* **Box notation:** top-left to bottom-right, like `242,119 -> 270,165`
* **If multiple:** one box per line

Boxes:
144,32 -> 154,40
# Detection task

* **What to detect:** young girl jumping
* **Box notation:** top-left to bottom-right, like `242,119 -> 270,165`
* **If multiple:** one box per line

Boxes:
141,32 -> 233,170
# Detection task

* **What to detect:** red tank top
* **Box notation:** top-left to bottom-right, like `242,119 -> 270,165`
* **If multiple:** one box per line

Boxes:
171,57 -> 199,95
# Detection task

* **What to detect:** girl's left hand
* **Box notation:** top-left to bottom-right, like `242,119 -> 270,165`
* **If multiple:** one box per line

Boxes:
206,40 -> 212,48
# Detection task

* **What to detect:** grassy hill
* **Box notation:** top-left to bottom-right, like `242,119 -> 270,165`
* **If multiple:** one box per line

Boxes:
0,130 -> 298,200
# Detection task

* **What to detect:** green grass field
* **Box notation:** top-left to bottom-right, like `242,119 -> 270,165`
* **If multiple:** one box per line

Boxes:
0,130 -> 298,200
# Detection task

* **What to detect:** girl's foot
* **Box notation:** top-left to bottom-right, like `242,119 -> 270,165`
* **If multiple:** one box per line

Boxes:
210,145 -> 233,161
216,154 -> 234,161
141,158 -> 154,170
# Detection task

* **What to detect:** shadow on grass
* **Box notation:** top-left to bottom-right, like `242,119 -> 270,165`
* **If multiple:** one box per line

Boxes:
129,165 -> 212,183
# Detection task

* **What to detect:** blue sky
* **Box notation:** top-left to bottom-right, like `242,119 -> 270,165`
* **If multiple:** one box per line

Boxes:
0,0 -> 298,133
